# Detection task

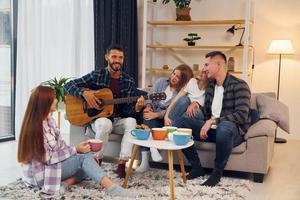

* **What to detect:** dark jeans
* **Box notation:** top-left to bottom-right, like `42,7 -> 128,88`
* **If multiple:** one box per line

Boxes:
175,114 -> 244,172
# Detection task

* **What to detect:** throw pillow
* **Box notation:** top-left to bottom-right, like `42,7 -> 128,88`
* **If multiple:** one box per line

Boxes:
256,95 -> 289,133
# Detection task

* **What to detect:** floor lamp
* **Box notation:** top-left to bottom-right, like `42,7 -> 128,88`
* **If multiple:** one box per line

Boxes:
267,39 -> 294,143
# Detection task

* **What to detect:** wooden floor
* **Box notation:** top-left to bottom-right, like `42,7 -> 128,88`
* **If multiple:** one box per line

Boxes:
0,138 -> 299,200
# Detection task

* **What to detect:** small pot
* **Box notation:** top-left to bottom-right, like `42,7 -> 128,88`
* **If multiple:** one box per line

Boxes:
176,7 -> 191,21
187,41 -> 196,46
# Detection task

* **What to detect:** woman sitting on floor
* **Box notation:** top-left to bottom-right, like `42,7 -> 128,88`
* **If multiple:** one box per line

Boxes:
17,85 -> 135,199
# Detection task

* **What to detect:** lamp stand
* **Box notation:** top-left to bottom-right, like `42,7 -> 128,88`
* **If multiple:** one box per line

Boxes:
236,28 -> 245,46
275,53 -> 287,144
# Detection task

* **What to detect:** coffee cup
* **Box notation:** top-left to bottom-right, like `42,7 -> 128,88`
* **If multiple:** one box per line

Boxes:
163,127 -> 177,141
88,139 -> 103,152
152,128 -> 168,140
163,126 -> 177,133
131,129 -> 150,140
173,133 -> 193,146
177,128 -> 192,135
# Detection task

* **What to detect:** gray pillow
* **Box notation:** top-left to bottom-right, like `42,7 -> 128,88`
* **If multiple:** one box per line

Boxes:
256,95 -> 290,133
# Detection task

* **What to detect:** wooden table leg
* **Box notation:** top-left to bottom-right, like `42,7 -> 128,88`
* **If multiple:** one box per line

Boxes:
122,144 -> 139,188
177,150 -> 187,184
168,150 -> 175,200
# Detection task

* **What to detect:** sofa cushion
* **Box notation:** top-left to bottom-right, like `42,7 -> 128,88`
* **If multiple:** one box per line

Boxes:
244,119 -> 277,139
194,141 -> 246,154
256,95 -> 289,133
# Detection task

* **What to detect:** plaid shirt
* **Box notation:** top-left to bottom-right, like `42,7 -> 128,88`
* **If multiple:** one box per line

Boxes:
202,74 -> 251,135
64,67 -> 139,118
21,116 -> 76,195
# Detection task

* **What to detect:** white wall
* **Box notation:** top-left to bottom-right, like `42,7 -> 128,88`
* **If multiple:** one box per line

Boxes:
252,0 -> 300,140
138,0 -> 300,139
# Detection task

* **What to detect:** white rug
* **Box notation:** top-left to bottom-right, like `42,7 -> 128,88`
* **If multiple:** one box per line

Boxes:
0,162 -> 252,200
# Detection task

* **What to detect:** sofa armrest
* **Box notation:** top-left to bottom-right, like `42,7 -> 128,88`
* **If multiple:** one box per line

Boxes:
244,119 -> 277,140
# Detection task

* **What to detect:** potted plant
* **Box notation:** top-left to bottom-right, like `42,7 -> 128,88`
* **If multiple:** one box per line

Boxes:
43,77 -> 70,110
153,0 -> 192,21
183,33 -> 201,46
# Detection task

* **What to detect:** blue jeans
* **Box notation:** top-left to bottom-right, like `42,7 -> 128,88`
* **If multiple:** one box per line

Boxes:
169,95 -> 190,122
176,115 -> 244,172
173,108 -> 204,127
61,153 -> 107,184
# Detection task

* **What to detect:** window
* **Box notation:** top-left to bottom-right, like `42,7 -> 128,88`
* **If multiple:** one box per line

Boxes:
0,0 -> 16,142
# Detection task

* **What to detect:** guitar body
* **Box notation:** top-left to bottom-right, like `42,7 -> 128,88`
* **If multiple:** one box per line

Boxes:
66,88 -> 166,126
66,88 -> 114,125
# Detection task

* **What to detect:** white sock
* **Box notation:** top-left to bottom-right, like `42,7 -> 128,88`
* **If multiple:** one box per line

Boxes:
107,184 -> 136,198
150,147 -> 162,162
135,151 -> 150,173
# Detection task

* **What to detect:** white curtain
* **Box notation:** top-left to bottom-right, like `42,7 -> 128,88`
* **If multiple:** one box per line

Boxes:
16,0 -> 94,136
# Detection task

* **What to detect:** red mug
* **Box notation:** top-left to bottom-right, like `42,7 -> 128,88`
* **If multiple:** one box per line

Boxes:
88,139 -> 103,152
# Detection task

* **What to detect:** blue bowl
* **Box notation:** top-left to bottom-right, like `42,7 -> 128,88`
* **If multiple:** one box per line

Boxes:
173,133 -> 193,146
131,129 -> 150,140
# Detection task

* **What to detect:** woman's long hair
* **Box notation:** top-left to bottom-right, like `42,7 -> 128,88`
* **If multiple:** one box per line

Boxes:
172,64 -> 193,91
18,85 -> 55,163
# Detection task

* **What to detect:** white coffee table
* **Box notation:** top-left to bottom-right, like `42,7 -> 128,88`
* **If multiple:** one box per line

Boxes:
122,137 -> 194,200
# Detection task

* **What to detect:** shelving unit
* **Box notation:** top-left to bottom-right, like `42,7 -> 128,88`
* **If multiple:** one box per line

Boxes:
141,0 -> 254,88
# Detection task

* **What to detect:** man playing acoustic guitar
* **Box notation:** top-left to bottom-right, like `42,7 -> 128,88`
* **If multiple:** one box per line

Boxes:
64,44 -> 145,178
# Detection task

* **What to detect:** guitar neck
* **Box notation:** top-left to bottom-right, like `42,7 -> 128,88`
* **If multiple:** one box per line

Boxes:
103,96 -> 147,105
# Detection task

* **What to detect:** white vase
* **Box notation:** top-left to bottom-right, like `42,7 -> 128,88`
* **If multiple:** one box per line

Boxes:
57,101 -> 65,112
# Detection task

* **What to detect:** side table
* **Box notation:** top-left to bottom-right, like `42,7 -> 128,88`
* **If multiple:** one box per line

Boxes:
122,138 -> 194,200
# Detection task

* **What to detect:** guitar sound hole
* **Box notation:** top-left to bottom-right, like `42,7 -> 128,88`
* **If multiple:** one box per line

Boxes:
87,108 -> 101,117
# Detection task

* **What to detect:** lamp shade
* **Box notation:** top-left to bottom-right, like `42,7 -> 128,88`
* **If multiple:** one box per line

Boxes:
226,26 -> 235,35
267,40 -> 294,55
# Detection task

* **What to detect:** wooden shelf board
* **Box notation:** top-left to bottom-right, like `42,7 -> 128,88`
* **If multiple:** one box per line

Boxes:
146,68 -> 245,75
146,44 -> 253,50
147,19 -> 254,26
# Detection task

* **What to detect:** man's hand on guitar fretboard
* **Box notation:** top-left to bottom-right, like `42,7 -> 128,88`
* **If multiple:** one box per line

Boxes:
82,90 -> 101,109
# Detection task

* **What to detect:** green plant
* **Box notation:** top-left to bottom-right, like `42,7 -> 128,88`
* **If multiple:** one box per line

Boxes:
43,77 -> 70,105
153,0 -> 192,9
183,33 -> 201,46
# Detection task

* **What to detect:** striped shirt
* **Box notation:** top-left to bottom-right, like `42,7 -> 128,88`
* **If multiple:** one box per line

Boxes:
202,74 -> 251,134
64,67 -> 139,118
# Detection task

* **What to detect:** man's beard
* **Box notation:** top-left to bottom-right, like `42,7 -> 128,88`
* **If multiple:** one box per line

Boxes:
109,62 -> 122,72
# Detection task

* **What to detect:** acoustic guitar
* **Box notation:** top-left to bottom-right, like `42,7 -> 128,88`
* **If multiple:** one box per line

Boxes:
65,88 -> 166,125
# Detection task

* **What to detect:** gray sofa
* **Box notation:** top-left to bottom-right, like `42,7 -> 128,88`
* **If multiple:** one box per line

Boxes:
69,92 -> 281,183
